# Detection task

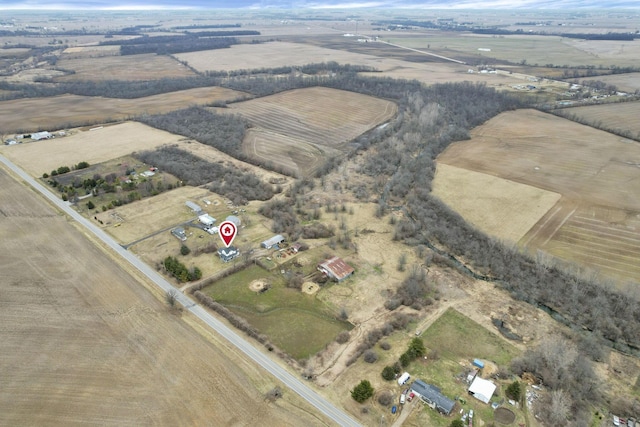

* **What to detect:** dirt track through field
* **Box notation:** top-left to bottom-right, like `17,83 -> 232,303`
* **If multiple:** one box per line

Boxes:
0,165 -> 328,426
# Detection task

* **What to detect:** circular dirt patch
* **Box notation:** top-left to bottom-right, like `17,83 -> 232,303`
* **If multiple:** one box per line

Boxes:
249,279 -> 268,293
494,407 -> 516,425
302,282 -> 319,295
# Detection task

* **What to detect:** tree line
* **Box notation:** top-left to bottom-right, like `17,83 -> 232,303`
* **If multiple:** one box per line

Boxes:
134,145 -> 273,206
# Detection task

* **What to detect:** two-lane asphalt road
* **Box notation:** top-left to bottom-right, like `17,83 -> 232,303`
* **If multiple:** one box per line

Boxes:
0,154 -> 360,427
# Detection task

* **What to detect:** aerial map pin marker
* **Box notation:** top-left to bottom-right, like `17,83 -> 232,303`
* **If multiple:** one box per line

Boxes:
218,220 -> 237,248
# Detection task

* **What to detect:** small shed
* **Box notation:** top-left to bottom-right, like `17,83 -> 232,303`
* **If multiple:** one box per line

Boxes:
261,234 -> 285,249
186,201 -> 202,214
225,215 -> 241,227
171,227 -> 187,241
198,214 -> 216,227
473,359 -> 484,369
468,377 -> 496,404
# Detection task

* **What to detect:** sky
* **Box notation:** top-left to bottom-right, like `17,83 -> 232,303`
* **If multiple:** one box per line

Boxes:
1,0 -> 640,9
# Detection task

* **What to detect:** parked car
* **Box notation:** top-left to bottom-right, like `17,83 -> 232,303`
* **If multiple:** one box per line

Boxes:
407,392 -> 415,402
400,394 -> 406,404
391,406 -> 397,414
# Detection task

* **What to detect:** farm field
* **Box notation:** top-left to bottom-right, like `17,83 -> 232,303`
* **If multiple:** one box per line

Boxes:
0,122 -> 183,176
243,129 -> 327,177
174,40 -> 522,86
437,109 -> 640,284
0,86 -> 246,134
61,45 -> 122,58
229,87 -> 397,148
559,101 -> 640,139
0,165 -> 325,427
577,73 -> 640,94
385,33 -> 640,68
432,163 -> 561,244
204,264 -> 351,360
224,87 -> 396,175
54,53 -> 196,81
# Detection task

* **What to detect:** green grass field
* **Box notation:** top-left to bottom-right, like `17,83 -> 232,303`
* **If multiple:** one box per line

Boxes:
405,308 -> 522,427
420,308 -> 520,365
204,264 -> 351,359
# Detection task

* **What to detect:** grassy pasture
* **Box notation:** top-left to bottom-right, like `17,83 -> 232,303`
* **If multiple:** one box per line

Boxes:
407,308 -> 521,427
54,53 -> 196,81
0,86 -> 246,134
432,163 -> 561,244
204,264 -> 351,359
560,101 -> 640,139
438,109 -> 640,284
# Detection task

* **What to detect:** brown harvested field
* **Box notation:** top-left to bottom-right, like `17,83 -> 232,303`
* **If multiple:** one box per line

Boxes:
564,38 -> 640,68
225,87 -> 396,175
54,53 -> 196,81
437,109 -> 640,284
174,41 -> 523,87
541,205 -> 640,283
243,128 -> 326,177
61,45 -> 120,58
561,101 -> 640,138
229,87 -> 396,148
0,165 -> 328,427
578,73 -> 640,94
0,86 -> 247,134
0,122 -> 183,176
432,163 -> 561,244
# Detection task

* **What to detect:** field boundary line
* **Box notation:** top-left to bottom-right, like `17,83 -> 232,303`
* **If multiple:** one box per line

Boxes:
542,208 -> 576,247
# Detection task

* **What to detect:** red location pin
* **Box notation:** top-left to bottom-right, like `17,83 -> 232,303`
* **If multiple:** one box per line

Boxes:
218,220 -> 237,248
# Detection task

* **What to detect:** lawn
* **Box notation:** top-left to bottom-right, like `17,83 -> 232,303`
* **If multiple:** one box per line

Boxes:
204,264 -> 351,359
420,308 -> 520,366
404,308 -> 522,426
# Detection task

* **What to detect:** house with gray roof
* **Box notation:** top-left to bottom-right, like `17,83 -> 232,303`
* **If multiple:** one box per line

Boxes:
410,379 -> 455,415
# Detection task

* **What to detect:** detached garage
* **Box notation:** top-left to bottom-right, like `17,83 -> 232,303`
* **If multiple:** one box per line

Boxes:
468,377 -> 496,404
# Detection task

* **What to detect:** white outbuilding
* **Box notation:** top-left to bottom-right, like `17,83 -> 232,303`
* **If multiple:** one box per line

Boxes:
468,377 -> 496,404
198,214 -> 216,227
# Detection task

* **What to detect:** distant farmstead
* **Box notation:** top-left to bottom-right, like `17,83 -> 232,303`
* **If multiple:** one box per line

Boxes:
317,256 -> 354,282
31,131 -> 53,141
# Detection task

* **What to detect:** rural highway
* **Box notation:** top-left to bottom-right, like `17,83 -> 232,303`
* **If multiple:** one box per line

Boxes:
0,154 -> 361,427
